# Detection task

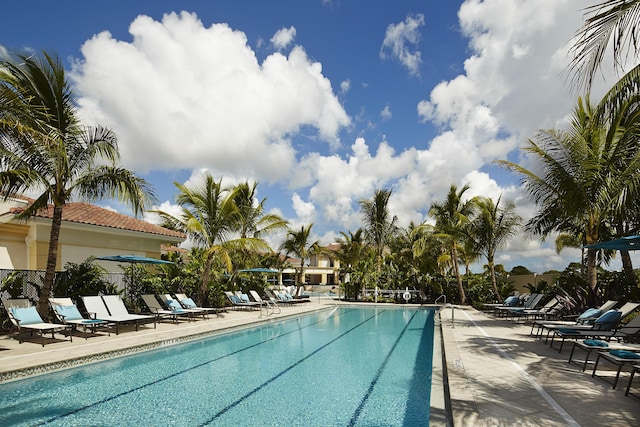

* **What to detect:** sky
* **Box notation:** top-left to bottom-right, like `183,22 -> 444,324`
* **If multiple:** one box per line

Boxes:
1,0 -> 636,274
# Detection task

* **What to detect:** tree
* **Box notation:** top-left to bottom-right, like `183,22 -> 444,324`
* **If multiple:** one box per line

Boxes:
470,196 -> 521,299
154,175 -> 270,306
359,188 -> 398,291
429,184 -> 477,304
332,229 -> 368,299
497,82 -> 640,298
279,224 -> 321,292
568,0 -> 640,92
232,181 -> 288,238
0,50 -> 154,317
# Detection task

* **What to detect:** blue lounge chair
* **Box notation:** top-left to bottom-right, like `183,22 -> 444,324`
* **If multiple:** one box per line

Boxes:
49,297 -> 110,338
2,298 -> 73,347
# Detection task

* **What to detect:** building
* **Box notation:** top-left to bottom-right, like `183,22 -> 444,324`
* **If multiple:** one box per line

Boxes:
0,196 -> 185,272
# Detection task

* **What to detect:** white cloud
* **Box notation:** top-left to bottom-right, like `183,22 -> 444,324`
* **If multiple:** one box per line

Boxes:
380,105 -> 392,121
70,12 -> 349,182
270,26 -> 296,50
340,79 -> 351,94
380,13 -> 424,76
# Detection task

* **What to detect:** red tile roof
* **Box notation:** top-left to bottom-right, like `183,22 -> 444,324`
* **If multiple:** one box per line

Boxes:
9,200 -> 185,239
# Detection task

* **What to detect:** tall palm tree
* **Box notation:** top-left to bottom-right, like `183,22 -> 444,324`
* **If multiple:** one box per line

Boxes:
359,188 -> 398,276
568,0 -> 640,92
279,224 -> 321,292
429,184 -> 477,304
470,196 -> 522,299
154,174 -> 270,305
332,229 -> 367,299
232,181 -> 288,238
497,84 -> 640,296
0,50 -> 154,317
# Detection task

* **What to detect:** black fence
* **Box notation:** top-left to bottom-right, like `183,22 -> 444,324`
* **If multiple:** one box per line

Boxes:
0,269 -> 127,302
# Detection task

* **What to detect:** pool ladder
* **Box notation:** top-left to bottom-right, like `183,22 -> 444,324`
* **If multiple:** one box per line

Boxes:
435,295 -> 454,327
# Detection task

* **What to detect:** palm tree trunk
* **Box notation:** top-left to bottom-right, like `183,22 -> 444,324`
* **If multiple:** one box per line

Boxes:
39,205 -> 63,319
620,250 -> 637,287
586,247 -> 598,306
489,258 -> 500,300
199,252 -> 214,306
451,246 -> 466,304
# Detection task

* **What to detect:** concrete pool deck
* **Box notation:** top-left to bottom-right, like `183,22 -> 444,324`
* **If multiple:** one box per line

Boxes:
439,305 -> 640,426
1,300 -> 639,426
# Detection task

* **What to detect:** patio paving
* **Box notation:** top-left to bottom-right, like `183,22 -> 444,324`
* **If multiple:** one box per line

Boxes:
439,305 -> 640,427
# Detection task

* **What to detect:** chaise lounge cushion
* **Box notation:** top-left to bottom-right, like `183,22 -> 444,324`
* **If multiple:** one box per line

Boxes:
504,296 -> 519,306
577,308 -> 602,321
166,299 -> 183,311
583,339 -> 608,347
181,298 -> 197,308
54,304 -> 84,321
609,349 -> 640,359
593,310 -> 622,330
10,306 -> 43,325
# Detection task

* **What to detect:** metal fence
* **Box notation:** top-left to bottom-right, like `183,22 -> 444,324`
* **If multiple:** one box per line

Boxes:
0,269 -> 127,302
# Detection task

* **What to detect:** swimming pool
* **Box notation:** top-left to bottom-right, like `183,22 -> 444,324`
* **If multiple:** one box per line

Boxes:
0,306 -> 435,426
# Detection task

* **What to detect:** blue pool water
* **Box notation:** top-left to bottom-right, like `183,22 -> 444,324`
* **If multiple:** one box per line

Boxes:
0,306 -> 435,426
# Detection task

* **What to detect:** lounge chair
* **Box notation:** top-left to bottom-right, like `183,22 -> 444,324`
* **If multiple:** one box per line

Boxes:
592,348 -> 640,389
160,294 -> 210,319
49,297 -> 111,338
531,300 -> 623,339
497,293 -> 544,319
141,294 -> 192,323
273,290 -> 307,304
548,308 -> 640,352
249,290 -> 281,315
483,293 -> 529,310
552,313 -> 640,353
568,337 -> 640,372
625,364 -> 640,396
2,298 -> 73,347
516,296 -> 565,322
82,295 -> 156,335
174,293 -> 218,317
224,291 -> 261,310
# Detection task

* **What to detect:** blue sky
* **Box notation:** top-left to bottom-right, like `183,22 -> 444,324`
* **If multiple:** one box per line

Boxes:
2,1 -> 632,273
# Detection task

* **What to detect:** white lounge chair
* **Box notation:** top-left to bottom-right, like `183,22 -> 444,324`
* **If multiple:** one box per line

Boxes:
49,297 -> 110,338
82,295 -> 156,334
141,294 -> 192,323
2,298 -> 72,347
224,291 -> 261,310
249,290 -> 281,315
173,293 -> 218,317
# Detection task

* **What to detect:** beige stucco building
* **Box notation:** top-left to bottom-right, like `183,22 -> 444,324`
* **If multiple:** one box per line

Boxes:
0,196 -> 185,272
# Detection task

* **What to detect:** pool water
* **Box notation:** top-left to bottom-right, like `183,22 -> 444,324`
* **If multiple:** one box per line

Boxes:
0,306 -> 435,426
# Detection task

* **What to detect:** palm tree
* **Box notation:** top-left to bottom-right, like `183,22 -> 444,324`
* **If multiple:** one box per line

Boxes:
429,184 -> 477,304
279,224 -> 321,293
0,50 -> 154,317
232,181 -> 288,238
568,0 -> 640,92
154,175 -> 270,305
359,188 -> 398,279
497,86 -> 640,297
470,196 -> 522,299
332,229 -> 367,299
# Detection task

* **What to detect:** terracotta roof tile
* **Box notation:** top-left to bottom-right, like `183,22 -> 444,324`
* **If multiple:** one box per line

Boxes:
11,201 -> 184,239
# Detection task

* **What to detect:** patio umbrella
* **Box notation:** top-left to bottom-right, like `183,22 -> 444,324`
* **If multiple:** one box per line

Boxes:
96,255 -> 173,290
585,236 -> 640,251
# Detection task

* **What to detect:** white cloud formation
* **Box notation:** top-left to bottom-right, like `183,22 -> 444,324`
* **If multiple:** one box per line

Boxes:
70,12 -> 349,182
270,26 -> 296,50
380,105 -> 392,121
380,13 -> 424,76
65,3 -> 638,273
